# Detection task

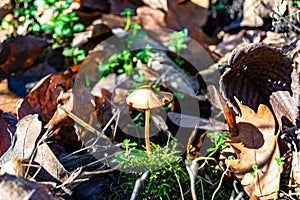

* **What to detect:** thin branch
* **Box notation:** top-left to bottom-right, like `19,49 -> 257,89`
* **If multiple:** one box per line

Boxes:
130,171 -> 149,200
174,171 -> 184,200
211,162 -> 230,200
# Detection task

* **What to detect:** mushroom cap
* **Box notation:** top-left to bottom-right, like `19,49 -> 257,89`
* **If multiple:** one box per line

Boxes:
126,85 -> 173,109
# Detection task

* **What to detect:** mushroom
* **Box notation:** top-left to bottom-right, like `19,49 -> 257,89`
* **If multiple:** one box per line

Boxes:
126,85 -> 173,153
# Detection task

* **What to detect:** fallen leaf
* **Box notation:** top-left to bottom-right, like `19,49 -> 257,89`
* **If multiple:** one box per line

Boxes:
241,0 -> 287,27
45,89 -> 74,129
0,173 -> 59,200
0,35 -> 49,81
0,114 -> 42,165
186,127 -> 207,160
17,65 -> 76,121
224,97 -> 280,199
220,43 -> 299,130
34,143 -> 69,182
95,88 -> 113,125
165,0 -> 208,40
136,6 -> 166,29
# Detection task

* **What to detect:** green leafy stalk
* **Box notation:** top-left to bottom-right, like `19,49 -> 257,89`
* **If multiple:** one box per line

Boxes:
120,8 -> 134,31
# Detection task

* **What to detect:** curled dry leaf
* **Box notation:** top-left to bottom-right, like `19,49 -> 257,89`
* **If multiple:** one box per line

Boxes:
224,97 -> 280,199
220,43 -> 299,130
17,65 -> 77,121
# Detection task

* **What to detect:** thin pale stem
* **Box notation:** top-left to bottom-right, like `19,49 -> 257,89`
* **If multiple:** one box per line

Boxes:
145,109 -> 152,153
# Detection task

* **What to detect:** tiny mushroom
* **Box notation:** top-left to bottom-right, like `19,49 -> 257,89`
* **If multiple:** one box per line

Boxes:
126,85 -> 173,153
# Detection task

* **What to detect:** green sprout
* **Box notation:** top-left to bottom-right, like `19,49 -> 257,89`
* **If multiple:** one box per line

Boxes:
136,44 -> 155,63
207,132 -> 231,154
120,8 -> 134,31
275,157 -> 285,199
169,28 -> 188,66
62,47 -> 86,64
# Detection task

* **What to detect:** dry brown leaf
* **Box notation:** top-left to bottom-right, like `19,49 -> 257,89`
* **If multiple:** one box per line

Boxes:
0,35 -> 49,81
225,97 -> 280,199
165,0 -> 208,41
220,43 -> 299,130
0,114 -> 42,165
34,143 -> 69,182
241,0 -> 287,27
95,88 -> 113,125
17,64 -> 77,121
0,173 -> 59,200
136,6 -> 166,29
45,89 -> 73,129
0,158 -> 60,184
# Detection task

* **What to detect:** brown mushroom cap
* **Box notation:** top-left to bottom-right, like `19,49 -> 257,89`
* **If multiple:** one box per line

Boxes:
126,85 -> 173,110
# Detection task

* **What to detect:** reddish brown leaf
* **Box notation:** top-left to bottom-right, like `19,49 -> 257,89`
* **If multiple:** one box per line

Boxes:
0,35 -> 49,81
0,110 -> 14,158
17,64 -> 78,121
95,88 -> 113,125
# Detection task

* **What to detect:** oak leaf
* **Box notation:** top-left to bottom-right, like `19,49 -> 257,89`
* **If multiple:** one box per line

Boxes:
225,97 -> 280,199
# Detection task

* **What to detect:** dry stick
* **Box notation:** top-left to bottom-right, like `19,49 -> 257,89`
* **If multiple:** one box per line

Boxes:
57,104 -> 107,139
60,107 -> 121,160
211,162 -> 230,200
130,171 -> 149,200
259,0 -> 300,33
174,171 -> 184,200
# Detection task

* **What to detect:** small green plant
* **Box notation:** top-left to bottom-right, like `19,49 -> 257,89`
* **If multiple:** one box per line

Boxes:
120,8 -> 134,31
251,164 -> 259,192
117,140 -> 190,199
275,157 -> 285,199
169,28 -> 188,66
98,45 -> 155,79
62,47 -> 86,64
136,44 -> 155,63
207,132 -> 231,155
1,0 -> 86,64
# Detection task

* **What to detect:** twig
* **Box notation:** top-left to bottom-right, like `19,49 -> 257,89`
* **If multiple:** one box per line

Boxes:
211,161 -> 230,200
130,171 -> 149,200
259,0 -> 300,32
58,104 -> 109,140
82,165 -> 119,175
174,171 -> 184,200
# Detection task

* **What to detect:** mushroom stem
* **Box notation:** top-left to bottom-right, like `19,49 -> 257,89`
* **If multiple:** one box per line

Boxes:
145,108 -> 152,153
